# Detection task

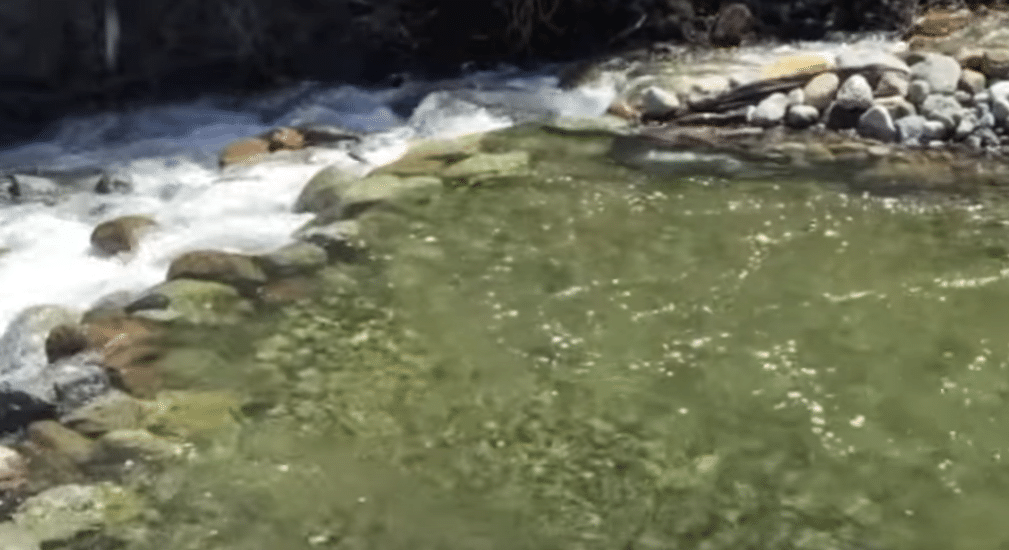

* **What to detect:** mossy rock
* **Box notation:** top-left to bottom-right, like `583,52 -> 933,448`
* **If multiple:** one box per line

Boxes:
442,151 -> 530,181
134,279 -> 253,326
13,483 -> 145,545
293,166 -> 360,214
373,133 -> 484,177
143,390 -> 241,440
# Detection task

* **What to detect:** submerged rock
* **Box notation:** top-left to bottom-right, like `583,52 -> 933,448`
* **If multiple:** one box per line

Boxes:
133,279 -> 253,326
61,390 -> 148,437
254,241 -> 329,279
12,483 -> 144,546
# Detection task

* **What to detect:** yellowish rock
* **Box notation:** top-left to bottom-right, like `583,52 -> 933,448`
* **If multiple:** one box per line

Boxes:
761,53 -> 834,80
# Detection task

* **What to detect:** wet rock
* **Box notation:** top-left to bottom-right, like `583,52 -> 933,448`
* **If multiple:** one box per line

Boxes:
896,115 -> 927,144
90,215 -> 157,256
858,106 -> 897,142
992,81 -> 1009,102
923,119 -> 949,141
267,127 -> 305,151
295,220 -> 365,263
908,79 -> 931,106
685,75 -> 730,108
710,2 -> 756,47
0,392 -> 55,436
166,250 -> 267,297
606,99 -> 638,120
960,68 -> 987,94
955,112 -> 978,140
133,279 -> 253,327
993,97 -> 1009,127
338,174 -> 444,217
787,88 -> 804,106
44,356 -> 110,415
874,96 -> 916,119
748,92 -> 788,127
94,173 -> 132,195
61,390 -> 148,437
258,277 -> 323,305
834,74 -> 874,110
293,166 -> 359,214
640,86 -> 681,118
803,72 -> 840,110
123,294 -> 171,314
98,429 -> 184,462
0,306 -> 80,377
219,137 -> 271,167
442,151 -> 529,180
0,447 -> 27,491
910,53 -> 961,94
542,116 -> 632,137
84,316 -> 165,398
875,71 -> 909,98
145,390 -> 240,440
760,53 -> 833,80
44,324 -> 88,364
921,94 -> 965,131
785,104 -> 819,129
254,241 -> 328,279
0,523 -> 38,550
26,421 -> 97,465
12,483 -> 143,545
371,134 -> 483,177
155,348 -> 229,390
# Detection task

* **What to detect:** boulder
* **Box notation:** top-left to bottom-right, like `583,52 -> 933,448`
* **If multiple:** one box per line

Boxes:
748,92 -> 789,127
83,316 -> 165,398
26,421 -> 97,466
166,250 -> 267,297
834,74 -> 874,110
640,86 -> 681,118
338,174 -> 444,217
803,72 -> 840,110
874,96 -> 916,119
857,106 -> 897,142
910,53 -> 961,94
267,127 -> 305,151
90,215 -> 157,256
895,115 -> 927,144
12,483 -> 143,545
874,71 -> 909,98
219,137 -> 271,167
960,68 -> 987,94
61,390 -> 148,437
371,133 -> 483,177
254,241 -> 328,279
295,220 -> 365,263
908,79 -> 931,106
133,279 -> 253,327
44,324 -> 89,364
785,104 -> 819,129
920,94 -> 964,131
293,166 -> 359,214
0,306 -> 80,382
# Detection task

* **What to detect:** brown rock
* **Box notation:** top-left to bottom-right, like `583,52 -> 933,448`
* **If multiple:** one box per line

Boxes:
90,215 -> 157,256
44,324 -> 89,363
710,3 -> 756,47
219,137 -> 270,167
84,316 -> 165,398
607,99 -> 639,120
26,421 -> 97,465
907,8 -> 972,38
268,127 -> 306,151
166,250 -> 268,296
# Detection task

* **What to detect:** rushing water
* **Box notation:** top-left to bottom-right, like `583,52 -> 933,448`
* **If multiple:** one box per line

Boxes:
4,34 -> 1009,550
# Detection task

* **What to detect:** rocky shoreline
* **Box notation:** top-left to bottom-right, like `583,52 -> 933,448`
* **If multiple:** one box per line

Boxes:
2,4 -> 1009,547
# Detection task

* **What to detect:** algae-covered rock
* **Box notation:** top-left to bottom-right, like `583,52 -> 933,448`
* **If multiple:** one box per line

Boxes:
373,133 -> 484,177
27,420 -> 98,465
293,166 -> 359,214
62,390 -> 148,437
254,241 -> 329,279
339,175 -> 443,217
442,151 -> 530,180
0,522 -> 38,550
295,220 -> 365,263
13,483 -> 144,545
542,116 -> 633,137
133,279 -> 253,326
98,429 -> 185,462
143,390 -> 241,440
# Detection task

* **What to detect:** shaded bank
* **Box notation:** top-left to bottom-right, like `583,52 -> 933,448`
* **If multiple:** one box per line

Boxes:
0,0 -> 998,141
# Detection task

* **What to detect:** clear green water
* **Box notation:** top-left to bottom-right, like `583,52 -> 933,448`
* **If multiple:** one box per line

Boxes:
134,127 -> 1009,550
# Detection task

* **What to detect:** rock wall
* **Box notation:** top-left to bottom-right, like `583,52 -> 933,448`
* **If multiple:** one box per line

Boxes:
0,0 -> 1001,138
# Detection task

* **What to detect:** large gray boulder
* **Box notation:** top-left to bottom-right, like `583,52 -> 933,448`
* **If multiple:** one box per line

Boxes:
857,106 -> 897,142
910,53 -> 962,94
